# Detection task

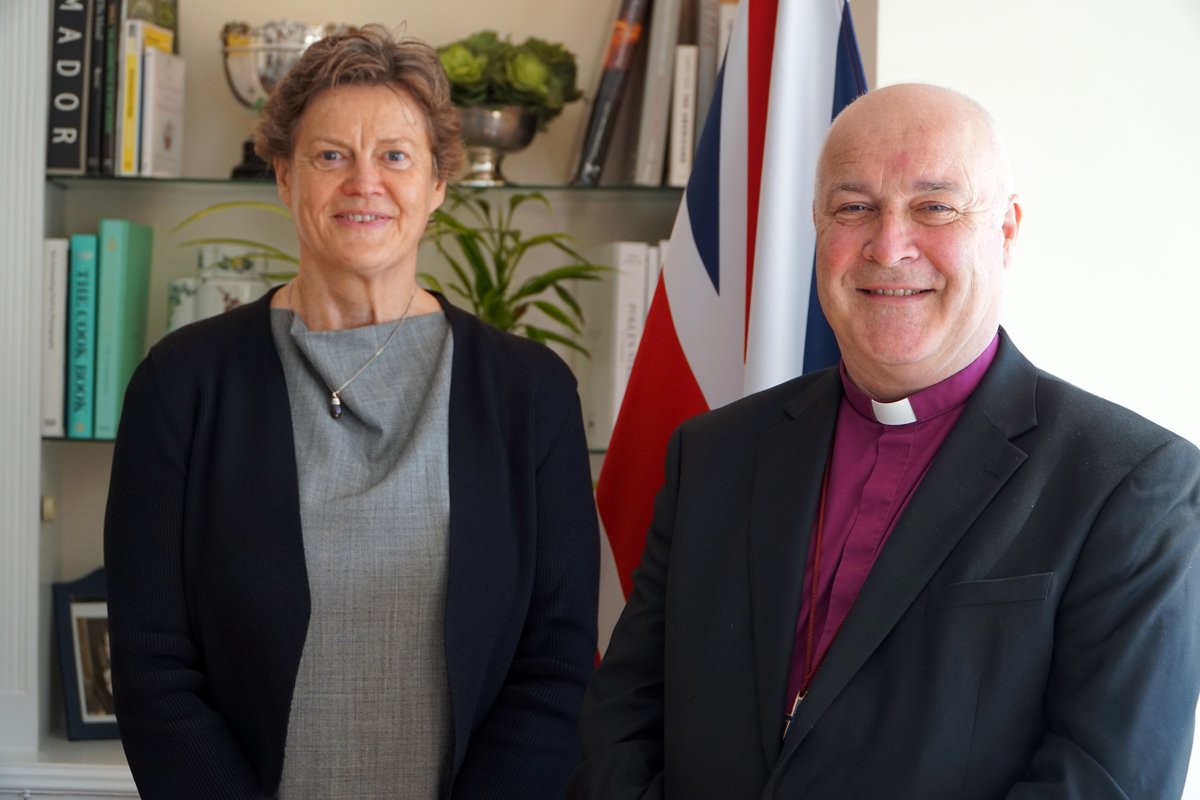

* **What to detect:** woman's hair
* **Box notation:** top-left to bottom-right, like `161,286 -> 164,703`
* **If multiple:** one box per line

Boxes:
254,24 -> 463,182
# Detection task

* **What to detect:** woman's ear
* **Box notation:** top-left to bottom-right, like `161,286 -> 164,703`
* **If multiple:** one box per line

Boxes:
274,158 -> 293,208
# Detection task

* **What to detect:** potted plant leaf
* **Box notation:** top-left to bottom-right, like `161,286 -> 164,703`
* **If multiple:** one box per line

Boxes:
438,31 -> 583,185
439,30 -> 582,129
420,186 -> 606,355
169,199 -> 299,277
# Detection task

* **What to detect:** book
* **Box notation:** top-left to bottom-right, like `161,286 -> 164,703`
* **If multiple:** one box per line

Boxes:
139,47 -> 185,177
115,18 -> 174,176
695,0 -> 721,141
633,0 -> 681,188
101,0 -> 180,174
100,0 -> 120,174
94,219 -> 153,439
646,237 -> 668,307
577,241 -> 650,448
644,244 -> 659,316
46,0 -> 94,175
573,0 -> 651,187
42,239 -> 70,437
718,0 -> 739,65
631,0 -> 684,186
86,0 -> 108,174
595,23 -> 649,185
66,234 -> 99,439
668,44 -> 699,187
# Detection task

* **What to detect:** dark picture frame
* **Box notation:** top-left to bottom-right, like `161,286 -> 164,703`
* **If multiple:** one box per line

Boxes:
53,567 -> 118,740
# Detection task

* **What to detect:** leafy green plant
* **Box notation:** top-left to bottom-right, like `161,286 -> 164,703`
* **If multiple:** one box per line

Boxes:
421,187 -> 605,355
438,31 -> 582,130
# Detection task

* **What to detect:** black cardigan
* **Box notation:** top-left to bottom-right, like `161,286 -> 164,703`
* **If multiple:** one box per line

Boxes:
104,290 -> 600,798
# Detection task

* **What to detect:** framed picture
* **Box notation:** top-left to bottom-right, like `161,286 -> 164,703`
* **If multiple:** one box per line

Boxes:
53,567 -> 118,740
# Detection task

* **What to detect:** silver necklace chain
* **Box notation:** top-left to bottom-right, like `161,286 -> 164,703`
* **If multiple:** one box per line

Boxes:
289,281 -> 418,420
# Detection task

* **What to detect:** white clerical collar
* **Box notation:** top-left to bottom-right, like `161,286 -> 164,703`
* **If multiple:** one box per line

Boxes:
870,397 -> 918,426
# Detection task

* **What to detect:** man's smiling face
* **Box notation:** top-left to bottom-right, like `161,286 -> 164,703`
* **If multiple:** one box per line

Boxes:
813,84 -> 1021,401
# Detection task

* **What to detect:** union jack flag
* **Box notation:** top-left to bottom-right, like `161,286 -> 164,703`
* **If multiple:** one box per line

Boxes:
595,0 -> 868,651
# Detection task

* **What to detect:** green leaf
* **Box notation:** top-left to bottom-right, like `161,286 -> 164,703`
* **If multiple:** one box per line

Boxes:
553,283 -> 583,321
512,266 -> 604,300
510,231 -> 574,262
176,238 -> 299,264
418,272 -> 446,293
531,300 -> 582,335
455,233 -> 494,296
481,293 -> 516,330
169,200 -> 291,234
522,324 -> 590,357
507,191 -> 550,219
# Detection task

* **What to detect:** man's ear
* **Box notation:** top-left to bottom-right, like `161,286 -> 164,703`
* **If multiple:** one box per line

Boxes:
1002,195 -> 1022,269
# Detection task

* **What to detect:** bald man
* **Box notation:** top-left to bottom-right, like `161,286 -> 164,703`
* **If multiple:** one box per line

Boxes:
568,84 -> 1200,799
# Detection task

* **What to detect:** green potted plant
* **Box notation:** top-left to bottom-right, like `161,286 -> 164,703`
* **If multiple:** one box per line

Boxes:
438,31 -> 583,185
439,30 -> 582,129
421,186 -> 606,355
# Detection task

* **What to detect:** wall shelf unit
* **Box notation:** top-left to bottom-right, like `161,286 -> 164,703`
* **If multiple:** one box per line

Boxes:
2,3 -> 679,794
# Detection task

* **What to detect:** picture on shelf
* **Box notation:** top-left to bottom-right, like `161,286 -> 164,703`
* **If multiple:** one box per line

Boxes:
72,603 -> 115,722
53,567 -> 119,740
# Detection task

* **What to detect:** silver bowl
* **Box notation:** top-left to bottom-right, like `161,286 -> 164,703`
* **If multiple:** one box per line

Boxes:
457,106 -> 539,186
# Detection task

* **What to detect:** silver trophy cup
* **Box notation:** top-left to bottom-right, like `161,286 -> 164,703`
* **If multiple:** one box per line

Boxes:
221,20 -> 348,178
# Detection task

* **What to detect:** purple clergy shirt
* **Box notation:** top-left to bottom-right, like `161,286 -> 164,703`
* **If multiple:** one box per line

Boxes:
784,335 -> 1000,709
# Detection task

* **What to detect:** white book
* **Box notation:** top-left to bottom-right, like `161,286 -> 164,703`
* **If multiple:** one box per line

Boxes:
644,244 -> 659,318
139,48 -> 185,178
42,238 -> 69,437
668,44 -> 699,188
718,1 -> 739,64
652,238 -> 669,300
632,0 -> 684,186
115,18 -> 174,176
577,241 -> 650,449
695,0 -> 721,141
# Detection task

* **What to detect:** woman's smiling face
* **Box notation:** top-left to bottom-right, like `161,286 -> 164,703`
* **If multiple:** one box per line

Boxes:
274,83 -> 446,282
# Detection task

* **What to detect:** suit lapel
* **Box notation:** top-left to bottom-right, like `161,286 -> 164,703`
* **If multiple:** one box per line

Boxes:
774,334 -> 1038,766
749,371 -> 840,762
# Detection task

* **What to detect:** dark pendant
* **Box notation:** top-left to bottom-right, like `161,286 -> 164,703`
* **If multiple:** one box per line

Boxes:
329,394 -> 343,420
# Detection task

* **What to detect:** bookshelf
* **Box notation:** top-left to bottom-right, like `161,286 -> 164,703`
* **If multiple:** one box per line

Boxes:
2,0 -> 682,794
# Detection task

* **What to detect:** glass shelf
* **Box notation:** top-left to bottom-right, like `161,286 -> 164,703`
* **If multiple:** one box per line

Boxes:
48,174 -> 686,194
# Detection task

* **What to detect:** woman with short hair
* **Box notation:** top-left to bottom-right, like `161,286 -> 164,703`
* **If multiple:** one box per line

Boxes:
105,25 -> 599,799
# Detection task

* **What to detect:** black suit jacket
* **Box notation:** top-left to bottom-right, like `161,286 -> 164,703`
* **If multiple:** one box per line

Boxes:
104,291 -> 599,799
570,331 -> 1200,799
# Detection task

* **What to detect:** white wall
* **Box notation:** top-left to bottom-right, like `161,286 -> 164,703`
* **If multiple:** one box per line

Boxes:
875,1 -> 1200,794
876,0 -> 1200,446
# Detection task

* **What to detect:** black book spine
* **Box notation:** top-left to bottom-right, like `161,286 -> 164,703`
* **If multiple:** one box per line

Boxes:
46,0 -> 94,175
85,0 -> 107,174
100,0 -> 120,175
573,0 -> 650,187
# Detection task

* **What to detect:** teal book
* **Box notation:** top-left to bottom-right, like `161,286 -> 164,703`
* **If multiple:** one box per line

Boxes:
66,234 -> 99,439
94,218 -> 153,439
